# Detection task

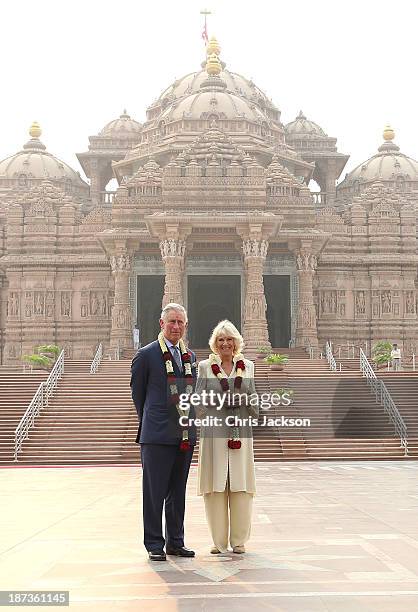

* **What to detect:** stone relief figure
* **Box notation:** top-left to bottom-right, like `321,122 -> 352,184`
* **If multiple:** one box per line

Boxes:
382,290 -> 391,314
99,293 -> 107,315
61,292 -> 71,317
8,344 -> 17,358
296,253 -> 317,272
356,291 -> 366,315
90,292 -> 99,316
242,239 -> 268,258
321,291 -> 337,314
25,292 -> 33,317
34,292 -> 44,315
110,254 -> 132,272
80,292 -> 89,318
300,305 -> 314,328
8,292 -> 19,316
406,291 -> 416,314
160,239 -> 186,258
115,307 -> 129,329
46,292 -> 54,318
331,291 -> 337,314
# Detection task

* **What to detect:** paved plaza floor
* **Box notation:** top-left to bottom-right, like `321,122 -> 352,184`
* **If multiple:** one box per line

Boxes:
1,461 -> 418,611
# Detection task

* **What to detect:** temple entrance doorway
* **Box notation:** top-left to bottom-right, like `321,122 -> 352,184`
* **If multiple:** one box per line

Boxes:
187,275 -> 241,348
264,275 -> 291,348
137,276 -> 164,347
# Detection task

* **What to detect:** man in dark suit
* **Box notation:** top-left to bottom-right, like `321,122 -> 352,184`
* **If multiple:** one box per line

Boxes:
130,303 -> 197,561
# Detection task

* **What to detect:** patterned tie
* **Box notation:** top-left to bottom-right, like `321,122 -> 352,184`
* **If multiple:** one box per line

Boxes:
172,345 -> 183,371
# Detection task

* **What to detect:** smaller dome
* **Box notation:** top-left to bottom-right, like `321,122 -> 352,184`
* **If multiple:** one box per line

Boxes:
339,127 -> 418,189
285,111 -> 327,137
0,123 -> 88,193
99,110 -> 142,137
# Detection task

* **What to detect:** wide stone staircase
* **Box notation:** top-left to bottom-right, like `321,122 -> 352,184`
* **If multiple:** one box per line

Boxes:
377,370 -> 418,457
1,346 -> 409,465
254,355 -> 405,460
0,367 -> 48,464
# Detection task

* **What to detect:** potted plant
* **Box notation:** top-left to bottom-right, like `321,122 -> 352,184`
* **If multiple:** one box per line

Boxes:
256,346 -> 272,359
371,341 -> 392,370
22,354 -> 52,371
37,344 -> 61,363
273,387 -> 294,404
264,353 -> 289,371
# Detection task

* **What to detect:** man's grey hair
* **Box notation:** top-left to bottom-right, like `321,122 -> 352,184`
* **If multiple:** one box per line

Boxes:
160,303 -> 188,322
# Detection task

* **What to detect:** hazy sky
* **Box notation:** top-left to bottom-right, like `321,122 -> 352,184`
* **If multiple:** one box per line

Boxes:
1,0 -> 416,183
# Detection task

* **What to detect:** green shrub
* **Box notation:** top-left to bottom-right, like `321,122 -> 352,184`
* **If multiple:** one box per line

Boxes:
264,353 -> 289,365
22,354 -> 51,369
372,341 -> 392,365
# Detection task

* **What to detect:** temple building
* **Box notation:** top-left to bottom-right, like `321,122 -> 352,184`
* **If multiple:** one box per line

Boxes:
0,38 -> 418,362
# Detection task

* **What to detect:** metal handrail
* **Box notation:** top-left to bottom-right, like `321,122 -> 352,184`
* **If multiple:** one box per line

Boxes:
379,380 -> 408,453
325,341 -> 337,372
14,383 -> 44,460
14,349 -> 65,461
359,348 -> 408,455
90,343 -> 103,374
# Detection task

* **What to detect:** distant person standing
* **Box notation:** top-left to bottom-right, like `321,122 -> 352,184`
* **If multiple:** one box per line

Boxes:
133,325 -> 140,351
390,343 -> 401,371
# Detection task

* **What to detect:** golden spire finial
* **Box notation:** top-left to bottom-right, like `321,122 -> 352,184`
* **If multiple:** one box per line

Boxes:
383,124 -> 395,141
206,53 -> 221,76
207,35 -> 220,56
29,121 -> 42,139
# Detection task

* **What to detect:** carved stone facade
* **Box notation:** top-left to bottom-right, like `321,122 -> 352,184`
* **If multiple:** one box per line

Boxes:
0,41 -> 417,361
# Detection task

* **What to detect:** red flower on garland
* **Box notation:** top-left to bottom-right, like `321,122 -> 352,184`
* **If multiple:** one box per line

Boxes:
211,363 -> 221,375
235,376 -> 243,389
163,352 -> 171,361
220,378 -> 229,392
182,352 -> 191,363
228,440 -> 242,449
180,440 -> 191,451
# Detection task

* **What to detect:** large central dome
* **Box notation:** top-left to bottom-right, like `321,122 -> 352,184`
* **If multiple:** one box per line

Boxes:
150,67 -> 280,123
112,37 -> 314,182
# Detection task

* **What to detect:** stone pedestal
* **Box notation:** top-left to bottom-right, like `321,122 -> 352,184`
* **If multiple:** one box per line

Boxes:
242,239 -> 270,353
295,252 -> 319,349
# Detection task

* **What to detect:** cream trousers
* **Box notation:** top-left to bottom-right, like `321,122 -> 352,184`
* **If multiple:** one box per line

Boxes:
203,486 -> 253,552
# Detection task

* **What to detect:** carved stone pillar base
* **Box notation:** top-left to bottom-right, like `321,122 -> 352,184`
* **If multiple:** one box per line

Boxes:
110,253 -> 132,350
242,240 -> 271,355
295,253 -> 319,350
160,239 -> 185,307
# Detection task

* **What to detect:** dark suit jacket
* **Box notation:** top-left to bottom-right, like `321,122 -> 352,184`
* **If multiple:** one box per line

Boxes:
130,340 -> 197,445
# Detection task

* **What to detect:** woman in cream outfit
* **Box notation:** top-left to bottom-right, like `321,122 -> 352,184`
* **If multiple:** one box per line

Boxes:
195,320 -> 258,554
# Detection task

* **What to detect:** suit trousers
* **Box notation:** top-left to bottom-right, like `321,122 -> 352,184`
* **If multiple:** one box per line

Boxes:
203,482 -> 253,552
141,443 -> 193,552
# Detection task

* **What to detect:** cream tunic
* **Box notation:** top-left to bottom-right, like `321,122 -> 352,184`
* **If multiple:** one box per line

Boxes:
196,356 -> 258,495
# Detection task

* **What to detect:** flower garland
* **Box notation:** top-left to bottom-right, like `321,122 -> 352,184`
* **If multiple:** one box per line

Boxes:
209,353 -> 245,449
158,331 -> 194,451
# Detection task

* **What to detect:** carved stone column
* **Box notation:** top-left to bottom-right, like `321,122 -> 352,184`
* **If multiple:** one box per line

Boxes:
242,238 -> 270,352
110,253 -> 132,349
295,252 -> 319,349
159,238 -> 186,306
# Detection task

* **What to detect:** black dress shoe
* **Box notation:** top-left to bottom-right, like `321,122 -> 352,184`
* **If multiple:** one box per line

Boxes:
165,546 -> 195,557
148,550 -> 166,561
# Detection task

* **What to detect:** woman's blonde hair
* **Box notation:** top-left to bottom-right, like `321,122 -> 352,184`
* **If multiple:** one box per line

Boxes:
209,319 -> 244,355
